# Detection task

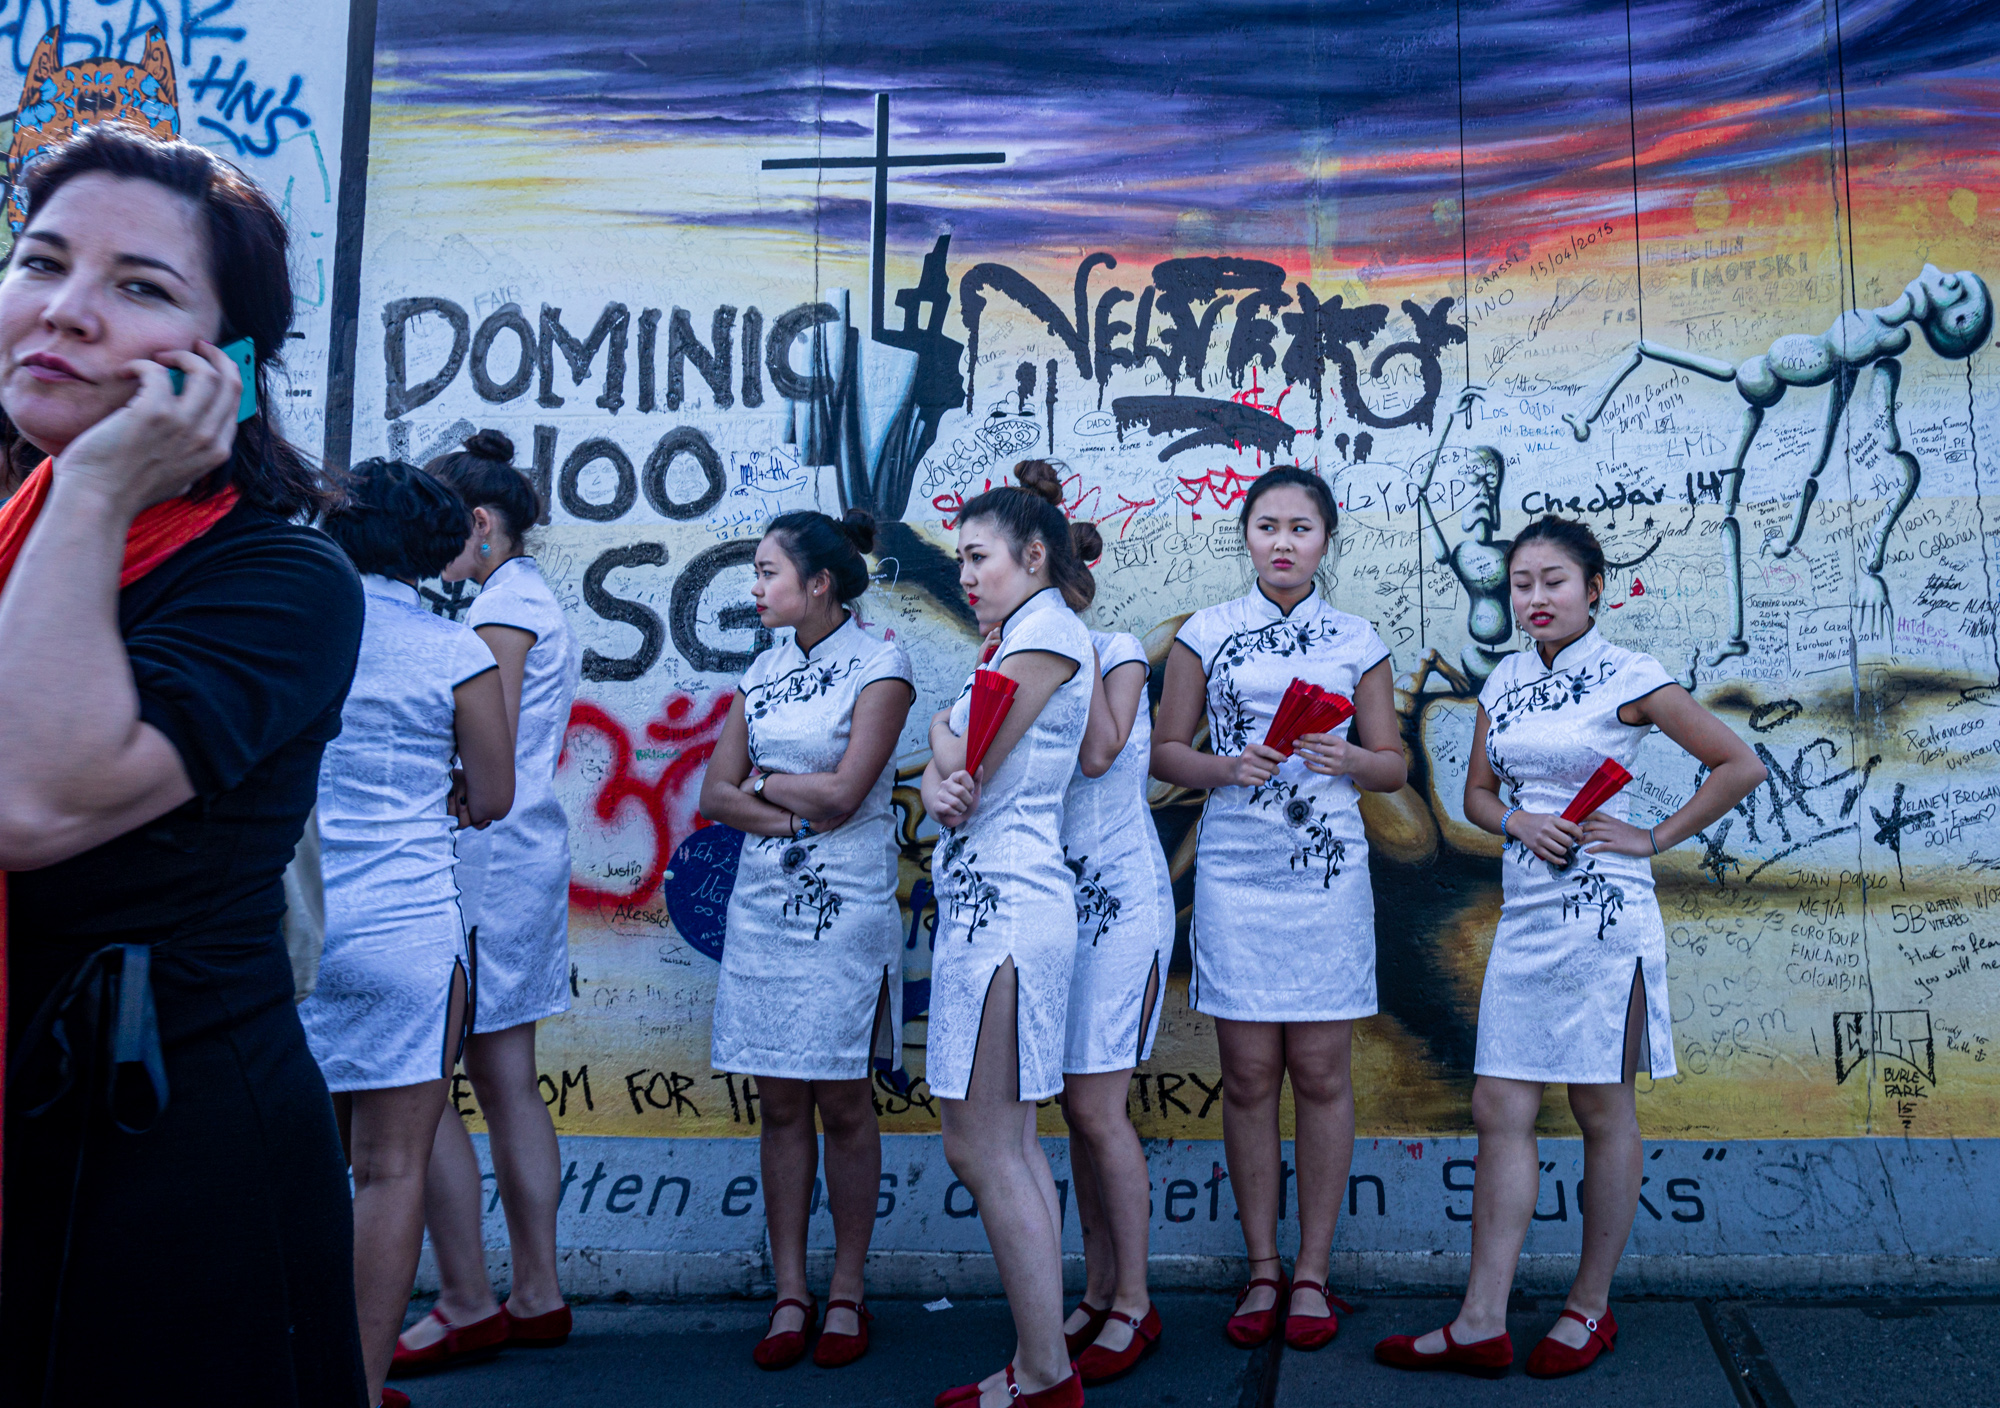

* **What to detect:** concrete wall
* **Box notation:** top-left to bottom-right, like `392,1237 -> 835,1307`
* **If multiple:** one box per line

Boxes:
318,2 -> 2000,1290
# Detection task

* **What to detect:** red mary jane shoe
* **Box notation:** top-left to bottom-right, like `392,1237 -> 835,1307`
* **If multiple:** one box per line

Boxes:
1374,1321 -> 1514,1377
1063,1299 -> 1111,1358
937,1362 -> 1084,1406
751,1295 -> 817,1371
506,1302 -> 573,1347
1225,1275 -> 1289,1348
1077,1303 -> 1161,1385
812,1299 -> 873,1368
1525,1308 -> 1617,1378
1283,1280 -> 1353,1351
381,1390 -> 411,1408
390,1306 -> 510,1377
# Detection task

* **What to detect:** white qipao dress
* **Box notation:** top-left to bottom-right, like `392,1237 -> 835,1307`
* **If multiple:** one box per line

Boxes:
1475,628 -> 1677,1082
1060,632 -> 1175,1072
710,613 -> 914,1081
302,575 -> 497,1090
1177,587 -> 1388,1022
928,588 -> 1093,1101
455,557 -> 582,1032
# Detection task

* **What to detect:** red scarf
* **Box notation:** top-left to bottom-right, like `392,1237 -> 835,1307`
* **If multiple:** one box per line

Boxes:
0,457 -> 239,1231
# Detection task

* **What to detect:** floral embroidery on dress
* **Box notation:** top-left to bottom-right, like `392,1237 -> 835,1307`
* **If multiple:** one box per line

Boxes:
1249,778 -> 1347,886
936,831 -> 1000,939
1488,659 -> 1620,735
1561,858 -> 1626,941
1213,676 -> 1252,753
1062,846 -> 1122,944
746,656 -> 865,721
761,835 -> 844,940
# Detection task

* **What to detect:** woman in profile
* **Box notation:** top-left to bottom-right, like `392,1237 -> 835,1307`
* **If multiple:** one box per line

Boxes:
303,458 -> 516,1408
924,462 -> 1096,1408
699,509 -> 914,1371
0,127 -> 367,1402
395,430 -> 581,1376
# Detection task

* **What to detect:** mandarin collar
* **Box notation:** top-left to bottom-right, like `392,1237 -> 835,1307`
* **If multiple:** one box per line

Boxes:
362,574 -> 420,606
1250,582 -> 1320,621
1000,586 -> 1065,639
484,555 -> 537,588
797,610 -> 859,660
1532,626 -> 1606,675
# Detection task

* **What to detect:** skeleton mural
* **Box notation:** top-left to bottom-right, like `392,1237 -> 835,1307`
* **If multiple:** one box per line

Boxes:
1566,265 -> 1994,681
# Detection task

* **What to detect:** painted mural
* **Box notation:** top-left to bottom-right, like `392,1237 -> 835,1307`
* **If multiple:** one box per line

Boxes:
356,1 -> 2000,1149
0,2 -> 354,450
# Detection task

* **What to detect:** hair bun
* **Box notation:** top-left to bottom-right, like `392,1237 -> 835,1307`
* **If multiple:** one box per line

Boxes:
840,507 -> 878,555
463,429 -> 515,463
1070,521 -> 1103,562
1013,459 -> 1065,506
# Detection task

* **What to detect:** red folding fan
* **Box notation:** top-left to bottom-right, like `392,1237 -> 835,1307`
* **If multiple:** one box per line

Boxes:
1264,677 -> 1356,757
1562,757 -> 1634,823
964,670 -> 1019,775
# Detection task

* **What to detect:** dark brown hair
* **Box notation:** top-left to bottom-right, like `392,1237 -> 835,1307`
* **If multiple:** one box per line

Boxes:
959,459 -> 1096,611
764,507 -> 876,603
1,125 -> 331,517
1508,515 -> 1606,608
426,429 -> 542,542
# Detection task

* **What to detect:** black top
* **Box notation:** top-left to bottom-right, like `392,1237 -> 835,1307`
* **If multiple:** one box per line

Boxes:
7,501 -> 363,1037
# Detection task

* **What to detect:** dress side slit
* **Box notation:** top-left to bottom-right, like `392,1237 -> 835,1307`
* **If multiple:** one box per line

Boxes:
440,956 -> 471,1080
964,958 -> 1022,1103
868,966 -> 896,1069
1134,954 -> 1162,1066
1619,959 -> 1649,1085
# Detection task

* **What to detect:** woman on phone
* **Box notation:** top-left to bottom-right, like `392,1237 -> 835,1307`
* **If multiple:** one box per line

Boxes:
698,509 -> 914,1372
1057,554 -> 1176,1387
924,461 -> 1095,1408
303,458 -> 517,1408
394,431 -> 581,1375
0,127 -> 366,1403
1152,466 -> 1407,1353
1375,516 -> 1763,1379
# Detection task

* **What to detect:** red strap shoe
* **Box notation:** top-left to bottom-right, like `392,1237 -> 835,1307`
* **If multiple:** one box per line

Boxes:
1004,1364 -> 1084,1406
812,1299 -> 874,1368
935,1378 -> 987,1407
1077,1303 -> 1161,1385
1282,1280 -> 1354,1351
1373,1321 -> 1514,1377
381,1390 -> 411,1408
751,1295 -> 817,1371
1063,1299 -> 1112,1358
505,1302 -> 572,1347
1225,1276 -> 1289,1348
1525,1308 -> 1617,1378
390,1306 -> 510,1377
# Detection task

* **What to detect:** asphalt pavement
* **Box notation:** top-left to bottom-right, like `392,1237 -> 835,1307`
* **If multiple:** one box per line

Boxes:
396,1289 -> 2000,1407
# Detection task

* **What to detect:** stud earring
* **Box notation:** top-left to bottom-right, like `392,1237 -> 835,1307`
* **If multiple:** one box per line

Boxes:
478,543 -> 491,557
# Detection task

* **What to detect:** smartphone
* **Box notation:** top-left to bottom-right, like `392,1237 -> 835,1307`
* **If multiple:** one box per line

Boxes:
166,336 -> 258,422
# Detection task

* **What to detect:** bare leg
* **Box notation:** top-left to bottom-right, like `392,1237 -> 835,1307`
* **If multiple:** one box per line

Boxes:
464,1023 -> 564,1318
405,1106 -> 502,1347
940,960 -> 1070,1403
1283,1021 -> 1354,1318
347,1078 -> 455,1408
1566,341 -> 1736,441
1544,982 -> 1647,1349
1021,1099 -> 1063,1247
812,1076 -> 882,1337
1062,1070 -> 1151,1351
1061,1110 -> 1116,1322
1215,1018 -> 1287,1314
757,1077 -> 818,1340
1412,1075 -> 1543,1352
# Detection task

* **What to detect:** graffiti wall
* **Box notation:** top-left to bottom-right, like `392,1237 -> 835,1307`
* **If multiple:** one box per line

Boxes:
347,1 -> 2000,1276
0,2 -> 357,449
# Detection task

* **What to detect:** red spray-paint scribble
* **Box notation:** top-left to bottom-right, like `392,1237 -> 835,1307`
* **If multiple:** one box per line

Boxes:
1109,493 -> 1158,537
564,691 -> 733,909
1176,465 -> 1260,511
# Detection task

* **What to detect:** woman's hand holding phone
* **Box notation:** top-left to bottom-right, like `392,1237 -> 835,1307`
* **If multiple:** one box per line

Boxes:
56,339 -> 242,513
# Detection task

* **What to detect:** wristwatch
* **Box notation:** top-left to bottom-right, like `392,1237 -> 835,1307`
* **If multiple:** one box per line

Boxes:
752,774 -> 768,797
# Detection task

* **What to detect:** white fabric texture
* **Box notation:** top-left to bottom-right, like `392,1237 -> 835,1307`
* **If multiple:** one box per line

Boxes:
927,588 -> 1092,1101
1060,631 -> 1174,1073
710,612 -> 915,1080
1474,628 -> 1678,1083
302,575 -> 495,1091
1177,586 -> 1389,1022
459,556 -> 582,1031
